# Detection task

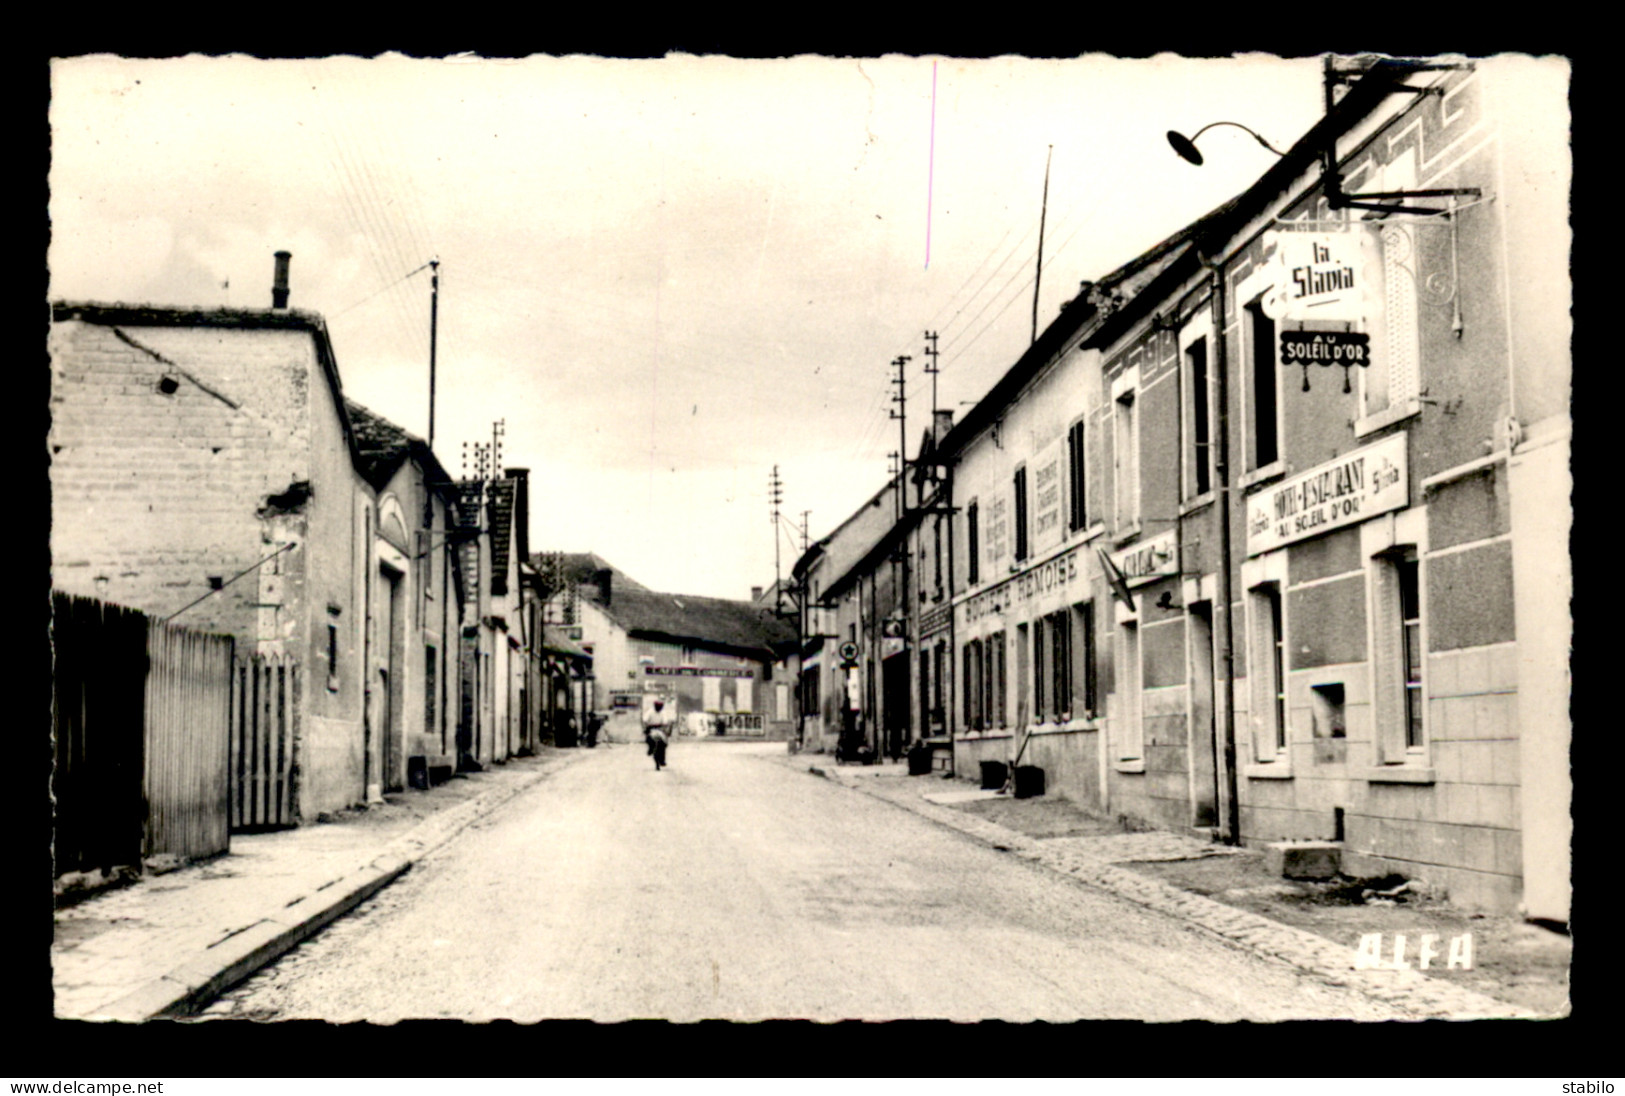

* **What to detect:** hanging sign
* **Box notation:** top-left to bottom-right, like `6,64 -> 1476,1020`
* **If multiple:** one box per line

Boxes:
1280,330 -> 1372,392
1261,228 -> 1377,324
1245,434 -> 1407,555
1108,529 -> 1179,588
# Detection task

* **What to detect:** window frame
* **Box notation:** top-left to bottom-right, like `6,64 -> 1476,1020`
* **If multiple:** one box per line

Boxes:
1371,544 -> 1428,765
1249,581 -> 1288,762
1067,417 -> 1088,533
1013,464 -> 1030,563
966,498 -> 981,586
1111,366 -> 1141,534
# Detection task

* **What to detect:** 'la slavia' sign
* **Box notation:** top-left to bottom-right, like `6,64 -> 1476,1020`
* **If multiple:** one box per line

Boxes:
1246,434 -> 1407,556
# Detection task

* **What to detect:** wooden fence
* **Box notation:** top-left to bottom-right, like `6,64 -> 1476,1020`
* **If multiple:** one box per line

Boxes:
144,619 -> 235,860
231,655 -> 299,830
52,593 -> 150,875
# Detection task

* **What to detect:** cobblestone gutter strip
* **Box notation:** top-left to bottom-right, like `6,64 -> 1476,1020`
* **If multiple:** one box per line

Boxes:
803,762 -> 1539,1020
87,755 -> 585,1023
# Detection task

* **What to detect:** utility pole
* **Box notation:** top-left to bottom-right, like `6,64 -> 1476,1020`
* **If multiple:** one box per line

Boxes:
889,355 -> 911,518
428,259 -> 441,450
491,419 -> 505,478
769,465 -> 785,615
1031,146 -> 1053,346
800,510 -> 811,554
923,330 -> 940,428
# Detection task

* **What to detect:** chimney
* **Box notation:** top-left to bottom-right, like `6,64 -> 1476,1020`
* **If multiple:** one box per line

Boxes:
751,586 -> 764,602
272,251 -> 292,309
593,567 -> 612,606
934,409 -> 955,441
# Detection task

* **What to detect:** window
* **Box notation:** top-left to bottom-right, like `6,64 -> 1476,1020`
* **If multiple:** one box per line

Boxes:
327,623 -> 340,692
919,645 -> 931,734
1114,388 -> 1139,530
425,645 -> 437,737
966,500 -> 981,585
1186,336 -> 1212,496
1250,583 -> 1287,760
932,516 -> 943,597
1373,547 -> 1425,761
1401,555 -> 1423,750
1247,300 -> 1279,468
1073,601 -> 1098,718
932,640 -> 947,727
1118,621 -> 1142,762
1013,466 -> 1029,562
1034,609 -> 1071,723
1360,223 -> 1422,423
1067,419 -> 1087,532
985,630 -> 1006,729
800,665 -> 821,717
964,640 -> 982,730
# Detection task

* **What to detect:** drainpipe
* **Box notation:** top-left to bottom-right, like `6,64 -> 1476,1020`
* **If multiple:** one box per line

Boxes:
1207,254 -> 1242,846
945,458 -> 958,778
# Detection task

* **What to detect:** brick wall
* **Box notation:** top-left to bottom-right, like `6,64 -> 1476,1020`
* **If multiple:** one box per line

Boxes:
50,314 -> 369,819
49,320 -> 312,634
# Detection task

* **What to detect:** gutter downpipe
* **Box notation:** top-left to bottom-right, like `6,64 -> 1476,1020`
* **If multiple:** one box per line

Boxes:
1204,247 -> 1242,847
945,459 -> 958,778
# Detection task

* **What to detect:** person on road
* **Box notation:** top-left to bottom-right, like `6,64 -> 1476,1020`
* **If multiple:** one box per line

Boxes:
643,698 -> 675,770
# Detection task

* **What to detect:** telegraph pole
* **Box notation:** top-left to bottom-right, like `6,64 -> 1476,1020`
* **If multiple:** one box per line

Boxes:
923,330 -> 940,430
429,259 -> 440,449
889,355 -> 911,517
769,465 -> 785,614
1031,146 -> 1053,346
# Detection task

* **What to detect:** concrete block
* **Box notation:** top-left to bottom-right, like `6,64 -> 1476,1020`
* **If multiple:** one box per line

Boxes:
1459,740 -> 1495,784
83,973 -> 196,1024
1432,742 -> 1462,784
1263,840 -> 1342,880
1479,785 -> 1517,830
1488,644 -> 1518,692
1490,737 -> 1521,786
1494,826 -> 1524,877
1426,696 -> 1451,741
1427,651 -> 1460,698
1455,649 -> 1490,696
1458,824 -> 1498,873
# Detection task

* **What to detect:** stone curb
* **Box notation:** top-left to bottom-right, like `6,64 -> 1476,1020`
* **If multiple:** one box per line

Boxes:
82,753 -> 584,1022
790,757 -> 1541,1020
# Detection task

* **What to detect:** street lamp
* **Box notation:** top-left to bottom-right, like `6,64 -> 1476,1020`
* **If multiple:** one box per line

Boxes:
1166,122 -> 1286,166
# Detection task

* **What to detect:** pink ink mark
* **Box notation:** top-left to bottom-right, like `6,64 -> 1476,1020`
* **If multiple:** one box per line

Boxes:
926,59 -> 937,270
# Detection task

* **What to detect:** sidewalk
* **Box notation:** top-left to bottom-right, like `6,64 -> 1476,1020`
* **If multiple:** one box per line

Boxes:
783,751 -> 1568,1020
52,746 -> 592,1022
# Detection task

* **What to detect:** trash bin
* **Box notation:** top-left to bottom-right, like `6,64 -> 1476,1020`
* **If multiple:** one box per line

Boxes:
907,743 -> 933,776
1013,765 -> 1046,799
980,761 -> 1009,790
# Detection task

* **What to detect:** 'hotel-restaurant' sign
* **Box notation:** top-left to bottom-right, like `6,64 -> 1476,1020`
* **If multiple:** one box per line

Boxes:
1246,434 -> 1407,556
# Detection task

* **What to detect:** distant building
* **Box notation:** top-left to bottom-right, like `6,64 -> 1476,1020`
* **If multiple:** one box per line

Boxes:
536,555 -> 798,742
345,398 -> 467,790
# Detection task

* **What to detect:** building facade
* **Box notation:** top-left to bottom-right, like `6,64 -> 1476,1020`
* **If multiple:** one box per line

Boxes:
49,299 -> 375,820
799,57 -> 1570,920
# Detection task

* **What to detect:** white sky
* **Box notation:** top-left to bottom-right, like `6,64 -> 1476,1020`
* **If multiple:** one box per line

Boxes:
48,52 -> 1328,599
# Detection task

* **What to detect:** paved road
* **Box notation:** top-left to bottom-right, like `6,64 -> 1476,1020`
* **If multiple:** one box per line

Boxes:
202,741 -> 1405,1022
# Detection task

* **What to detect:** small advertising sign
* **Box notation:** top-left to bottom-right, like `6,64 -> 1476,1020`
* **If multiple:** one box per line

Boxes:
1245,434 -> 1407,556
1279,330 -> 1371,367
1108,529 -> 1179,588
1030,437 -> 1066,557
1261,227 -> 1377,324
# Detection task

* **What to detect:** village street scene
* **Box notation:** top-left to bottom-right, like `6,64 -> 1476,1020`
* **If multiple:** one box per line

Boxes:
46,52 -> 1572,1027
